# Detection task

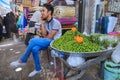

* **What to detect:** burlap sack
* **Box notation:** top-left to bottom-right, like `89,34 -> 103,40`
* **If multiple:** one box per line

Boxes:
54,6 -> 75,18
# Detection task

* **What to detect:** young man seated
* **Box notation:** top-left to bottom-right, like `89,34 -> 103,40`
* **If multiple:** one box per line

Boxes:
10,3 -> 62,77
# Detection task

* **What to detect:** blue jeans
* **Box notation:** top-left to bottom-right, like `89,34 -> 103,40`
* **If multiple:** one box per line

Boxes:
20,37 -> 52,71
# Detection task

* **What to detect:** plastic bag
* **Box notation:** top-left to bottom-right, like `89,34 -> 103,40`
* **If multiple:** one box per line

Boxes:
104,61 -> 120,80
66,54 -> 85,67
111,43 -> 120,63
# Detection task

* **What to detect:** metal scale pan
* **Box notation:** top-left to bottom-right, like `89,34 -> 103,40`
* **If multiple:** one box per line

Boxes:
50,41 -> 115,57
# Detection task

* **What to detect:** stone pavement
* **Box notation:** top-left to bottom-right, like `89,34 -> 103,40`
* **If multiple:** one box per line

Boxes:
0,39 -> 103,80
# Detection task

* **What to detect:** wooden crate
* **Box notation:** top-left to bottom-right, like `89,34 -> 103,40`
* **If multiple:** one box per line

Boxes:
62,24 -> 75,30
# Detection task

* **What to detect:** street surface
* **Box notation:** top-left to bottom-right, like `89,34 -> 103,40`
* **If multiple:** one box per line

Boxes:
0,39 -> 102,80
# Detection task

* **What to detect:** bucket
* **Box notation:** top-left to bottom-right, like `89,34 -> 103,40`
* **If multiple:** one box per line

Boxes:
104,61 -> 120,80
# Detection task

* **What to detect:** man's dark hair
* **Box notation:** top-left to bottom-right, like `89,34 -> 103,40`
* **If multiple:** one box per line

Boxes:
43,3 -> 54,15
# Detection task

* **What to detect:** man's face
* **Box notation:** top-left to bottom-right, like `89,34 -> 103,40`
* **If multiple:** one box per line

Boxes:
41,7 -> 50,20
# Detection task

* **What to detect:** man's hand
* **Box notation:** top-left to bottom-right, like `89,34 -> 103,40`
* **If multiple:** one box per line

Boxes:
40,19 -> 46,25
36,29 -> 42,36
40,19 -> 47,37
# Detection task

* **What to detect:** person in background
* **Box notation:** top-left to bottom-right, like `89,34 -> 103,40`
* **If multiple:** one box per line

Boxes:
0,15 -> 3,41
24,10 -> 41,46
4,12 -> 18,39
10,3 -> 62,77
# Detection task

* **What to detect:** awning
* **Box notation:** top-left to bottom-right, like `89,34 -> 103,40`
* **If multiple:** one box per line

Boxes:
0,0 -> 11,15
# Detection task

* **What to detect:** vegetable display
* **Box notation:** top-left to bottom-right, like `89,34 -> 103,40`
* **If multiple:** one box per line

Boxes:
89,34 -> 119,49
52,28 -> 118,53
52,30 -> 101,52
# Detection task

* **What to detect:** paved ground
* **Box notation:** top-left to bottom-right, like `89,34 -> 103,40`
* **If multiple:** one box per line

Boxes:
0,39 -> 103,80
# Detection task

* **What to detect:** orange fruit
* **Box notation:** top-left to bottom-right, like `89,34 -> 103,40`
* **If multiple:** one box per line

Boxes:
71,27 -> 77,31
74,36 -> 83,43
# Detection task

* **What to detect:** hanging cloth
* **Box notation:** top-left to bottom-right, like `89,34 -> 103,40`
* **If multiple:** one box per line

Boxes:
17,13 -> 27,29
17,13 -> 23,29
101,15 -> 109,34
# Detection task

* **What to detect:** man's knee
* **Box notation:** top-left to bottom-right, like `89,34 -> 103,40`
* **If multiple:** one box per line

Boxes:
32,46 -> 40,53
29,37 -> 36,43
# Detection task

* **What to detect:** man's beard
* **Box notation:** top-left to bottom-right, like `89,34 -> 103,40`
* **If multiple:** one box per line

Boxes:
41,16 -> 47,20
42,18 -> 47,20
41,14 -> 49,21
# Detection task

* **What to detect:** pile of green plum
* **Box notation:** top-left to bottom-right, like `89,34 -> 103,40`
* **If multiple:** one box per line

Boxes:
52,30 -> 101,52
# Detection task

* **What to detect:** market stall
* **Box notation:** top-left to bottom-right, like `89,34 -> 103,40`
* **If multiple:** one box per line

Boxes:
5,0 -> 120,80
49,29 -> 119,80
52,0 -> 78,34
